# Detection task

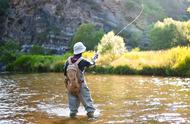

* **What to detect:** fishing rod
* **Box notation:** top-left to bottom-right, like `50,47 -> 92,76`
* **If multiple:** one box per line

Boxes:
93,0 -> 144,60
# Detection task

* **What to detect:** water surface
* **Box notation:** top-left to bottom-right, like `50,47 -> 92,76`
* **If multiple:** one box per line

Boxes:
0,73 -> 190,124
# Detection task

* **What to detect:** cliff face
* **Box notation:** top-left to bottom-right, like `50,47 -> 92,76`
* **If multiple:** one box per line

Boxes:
1,0 -> 189,51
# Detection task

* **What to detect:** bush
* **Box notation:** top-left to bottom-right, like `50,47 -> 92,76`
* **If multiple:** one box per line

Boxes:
97,31 -> 126,55
149,18 -> 189,50
187,7 -> 190,13
0,40 -> 21,64
11,53 -> 72,72
71,23 -> 104,50
128,31 -> 143,48
0,0 -> 9,16
29,45 -> 45,55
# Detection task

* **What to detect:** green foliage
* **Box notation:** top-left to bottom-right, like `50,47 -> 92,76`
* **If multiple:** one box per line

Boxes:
0,0 -> 9,16
97,31 -> 126,55
128,31 -> 143,48
71,23 -> 104,50
88,47 -> 190,77
0,40 -> 21,64
5,46 -> 190,77
29,45 -> 45,55
149,18 -> 189,50
11,53 -> 71,72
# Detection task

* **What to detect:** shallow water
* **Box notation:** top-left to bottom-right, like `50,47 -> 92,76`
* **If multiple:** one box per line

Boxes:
0,73 -> 190,124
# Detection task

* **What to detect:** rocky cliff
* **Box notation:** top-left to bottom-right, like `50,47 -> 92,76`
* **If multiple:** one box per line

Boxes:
1,0 -> 189,51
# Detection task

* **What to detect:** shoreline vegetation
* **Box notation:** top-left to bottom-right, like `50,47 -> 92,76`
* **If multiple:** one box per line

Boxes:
4,46 -> 190,77
1,14 -> 190,77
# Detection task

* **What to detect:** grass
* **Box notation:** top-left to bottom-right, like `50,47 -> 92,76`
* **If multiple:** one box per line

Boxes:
6,47 -> 190,77
8,53 -> 71,72
91,47 -> 190,77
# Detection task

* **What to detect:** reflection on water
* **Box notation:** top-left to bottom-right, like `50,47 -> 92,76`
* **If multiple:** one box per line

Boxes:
0,73 -> 190,124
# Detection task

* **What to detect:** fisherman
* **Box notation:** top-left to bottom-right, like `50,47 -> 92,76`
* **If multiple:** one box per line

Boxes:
64,42 -> 98,119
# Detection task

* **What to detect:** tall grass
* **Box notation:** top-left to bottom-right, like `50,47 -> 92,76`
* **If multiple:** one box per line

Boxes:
8,53 -> 71,72
91,47 -> 190,77
7,47 -> 190,77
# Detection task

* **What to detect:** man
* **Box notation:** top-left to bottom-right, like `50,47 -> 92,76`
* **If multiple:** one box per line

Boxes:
64,42 -> 98,119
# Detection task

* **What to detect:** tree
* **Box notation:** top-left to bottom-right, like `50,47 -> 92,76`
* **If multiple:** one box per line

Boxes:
0,40 -> 20,64
187,7 -> 190,13
149,18 -> 189,50
71,23 -> 104,50
97,31 -> 126,55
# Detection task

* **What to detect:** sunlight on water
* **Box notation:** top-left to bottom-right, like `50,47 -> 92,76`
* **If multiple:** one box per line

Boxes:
0,73 -> 190,123
37,102 -> 100,117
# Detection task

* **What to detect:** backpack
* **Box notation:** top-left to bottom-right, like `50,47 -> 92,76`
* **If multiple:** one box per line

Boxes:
66,57 -> 82,95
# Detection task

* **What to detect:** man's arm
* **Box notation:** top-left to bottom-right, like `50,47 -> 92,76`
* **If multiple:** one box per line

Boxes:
83,53 -> 98,67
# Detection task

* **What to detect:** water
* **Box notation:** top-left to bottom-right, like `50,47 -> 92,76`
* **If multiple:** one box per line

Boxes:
0,73 -> 190,124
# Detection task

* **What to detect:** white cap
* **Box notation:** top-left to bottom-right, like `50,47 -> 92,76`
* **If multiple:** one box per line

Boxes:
73,42 -> 86,55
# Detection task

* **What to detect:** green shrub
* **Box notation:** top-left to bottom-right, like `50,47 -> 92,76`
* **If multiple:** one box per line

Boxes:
128,32 -> 143,48
52,61 -> 65,72
6,44 -> 190,77
0,40 -> 21,64
29,45 -> 45,55
0,0 -> 9,16
149,18 -> 189,50
71,23 -> 104,50
12,55 -> 33,72
11,53 -> 71,72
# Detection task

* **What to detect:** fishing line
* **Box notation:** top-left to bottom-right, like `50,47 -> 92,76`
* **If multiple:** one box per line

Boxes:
116,0 -> 144,36
95,0 -> 144,57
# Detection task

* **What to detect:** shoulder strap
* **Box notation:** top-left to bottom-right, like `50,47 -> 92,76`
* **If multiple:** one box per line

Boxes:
67,56 -> 83,65
75,57 -> 83,65
68,57 -> 72,65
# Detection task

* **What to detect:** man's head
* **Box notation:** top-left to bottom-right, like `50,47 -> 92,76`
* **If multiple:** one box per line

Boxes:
73,42 -> 86,55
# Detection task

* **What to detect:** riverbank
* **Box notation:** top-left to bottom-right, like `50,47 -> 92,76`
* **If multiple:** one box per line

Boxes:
4,47 -> 190,77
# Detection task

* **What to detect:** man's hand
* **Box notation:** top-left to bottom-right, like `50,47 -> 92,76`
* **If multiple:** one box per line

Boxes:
92,53 -> 99,62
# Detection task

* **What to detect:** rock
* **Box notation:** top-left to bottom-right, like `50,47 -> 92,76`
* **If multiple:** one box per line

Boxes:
0,0 -> 189,51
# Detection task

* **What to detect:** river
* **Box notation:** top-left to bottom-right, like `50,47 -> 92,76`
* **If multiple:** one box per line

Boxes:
0,73 -> 190,124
